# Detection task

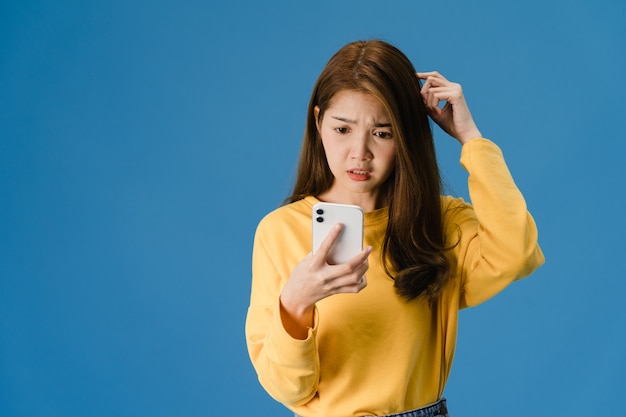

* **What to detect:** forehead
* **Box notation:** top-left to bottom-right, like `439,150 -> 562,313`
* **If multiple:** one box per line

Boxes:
326,90 -> 390,119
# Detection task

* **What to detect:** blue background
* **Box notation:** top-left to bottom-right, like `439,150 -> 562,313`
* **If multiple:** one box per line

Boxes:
1,1 -> 625,416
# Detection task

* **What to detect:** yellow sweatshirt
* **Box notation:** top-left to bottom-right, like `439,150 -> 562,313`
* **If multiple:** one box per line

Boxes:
245,139 -> 545,417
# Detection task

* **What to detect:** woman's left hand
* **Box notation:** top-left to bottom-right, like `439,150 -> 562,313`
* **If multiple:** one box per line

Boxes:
417,71 -> 482,144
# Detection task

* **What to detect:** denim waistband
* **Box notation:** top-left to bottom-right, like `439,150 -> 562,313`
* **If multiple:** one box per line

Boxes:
381,398 -> 449,417
294,398 -> 449,417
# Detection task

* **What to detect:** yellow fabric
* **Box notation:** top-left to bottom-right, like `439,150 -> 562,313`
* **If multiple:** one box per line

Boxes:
245,139 -> 545,417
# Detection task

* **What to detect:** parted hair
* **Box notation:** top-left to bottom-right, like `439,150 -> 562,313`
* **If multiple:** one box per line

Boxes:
286,39 -> 451,304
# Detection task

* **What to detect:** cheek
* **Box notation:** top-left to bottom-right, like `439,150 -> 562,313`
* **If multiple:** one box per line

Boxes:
320,135 -> 346,158
319,137 -> 339,168
324,148 -> 343,171
381,146 -> 396,168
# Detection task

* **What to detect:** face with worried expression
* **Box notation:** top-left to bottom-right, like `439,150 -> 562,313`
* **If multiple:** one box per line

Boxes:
315,90 -> 396,212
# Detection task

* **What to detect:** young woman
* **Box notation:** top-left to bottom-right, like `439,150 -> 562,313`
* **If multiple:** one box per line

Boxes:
245,40 -> 544,417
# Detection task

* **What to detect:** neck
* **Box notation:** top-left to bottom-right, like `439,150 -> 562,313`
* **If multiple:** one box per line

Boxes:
316,190 -> 383,213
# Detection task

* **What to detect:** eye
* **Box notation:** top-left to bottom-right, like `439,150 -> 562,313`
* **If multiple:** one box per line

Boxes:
334,127 -> 349,134
374,131 -> 393,139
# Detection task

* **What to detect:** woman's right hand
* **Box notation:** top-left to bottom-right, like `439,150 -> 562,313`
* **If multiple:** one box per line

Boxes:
279,223 -> 372,339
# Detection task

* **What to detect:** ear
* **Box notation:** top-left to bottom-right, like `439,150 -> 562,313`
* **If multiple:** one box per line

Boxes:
313,106 -> 321,131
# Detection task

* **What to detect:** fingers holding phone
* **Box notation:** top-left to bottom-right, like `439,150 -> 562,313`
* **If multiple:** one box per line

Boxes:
281,203 -> 370,315
312,203 -> 369,294
279,220 -> 371,339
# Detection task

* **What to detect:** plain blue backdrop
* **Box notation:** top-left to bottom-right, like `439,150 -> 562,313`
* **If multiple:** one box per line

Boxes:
1,1 -> 625,416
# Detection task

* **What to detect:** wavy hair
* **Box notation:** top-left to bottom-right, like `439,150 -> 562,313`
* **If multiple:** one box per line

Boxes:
286,40 -> 451,303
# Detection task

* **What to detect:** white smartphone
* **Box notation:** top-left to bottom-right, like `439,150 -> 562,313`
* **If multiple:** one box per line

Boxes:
312,202 -> 364,265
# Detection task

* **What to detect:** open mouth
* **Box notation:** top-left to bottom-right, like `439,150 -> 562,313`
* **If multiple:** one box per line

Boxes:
347,169 -> 371,180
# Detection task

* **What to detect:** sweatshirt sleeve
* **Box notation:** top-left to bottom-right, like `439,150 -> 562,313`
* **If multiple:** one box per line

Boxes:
448,139 -> 545,308
245,215 -> 320,406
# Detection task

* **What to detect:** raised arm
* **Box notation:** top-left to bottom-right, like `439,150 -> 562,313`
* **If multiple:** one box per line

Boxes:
418,71 -> 544,306
449,139 -> 545,307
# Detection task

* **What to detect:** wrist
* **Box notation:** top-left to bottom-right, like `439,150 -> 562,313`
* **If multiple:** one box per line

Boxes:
458,128 -> 482,144
280,294 -> 314,318
279,295 -> 315,339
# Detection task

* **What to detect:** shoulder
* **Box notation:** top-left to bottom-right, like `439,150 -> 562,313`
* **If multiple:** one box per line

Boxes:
256,197 -> 315,238
440,195 -> 478,244
253,198 -> 314,269
440,195 -> 473,218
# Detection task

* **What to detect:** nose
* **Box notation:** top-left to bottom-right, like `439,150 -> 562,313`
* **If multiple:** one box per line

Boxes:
350,132 -> 372,161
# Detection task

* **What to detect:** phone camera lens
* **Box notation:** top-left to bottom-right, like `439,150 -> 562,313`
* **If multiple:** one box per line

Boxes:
316,209 -> 324,215
316,216 -> 324,223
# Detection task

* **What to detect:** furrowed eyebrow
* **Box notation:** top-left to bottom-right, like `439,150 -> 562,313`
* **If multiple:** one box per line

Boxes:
331,116 -> 356,124
331,116 -> 392,128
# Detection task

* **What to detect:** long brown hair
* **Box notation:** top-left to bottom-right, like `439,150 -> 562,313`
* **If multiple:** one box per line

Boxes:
287,40 -> 451,303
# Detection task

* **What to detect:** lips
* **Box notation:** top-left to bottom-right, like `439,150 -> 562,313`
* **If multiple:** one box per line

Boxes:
347,169 -> 371,181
